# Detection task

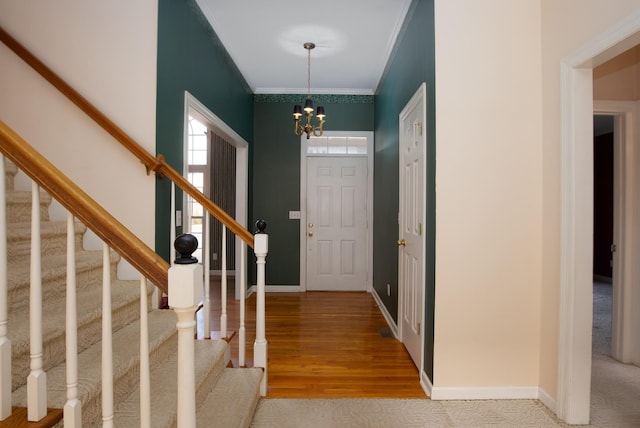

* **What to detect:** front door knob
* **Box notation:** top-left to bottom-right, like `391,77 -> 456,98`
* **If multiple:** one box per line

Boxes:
397,239 -> 406,246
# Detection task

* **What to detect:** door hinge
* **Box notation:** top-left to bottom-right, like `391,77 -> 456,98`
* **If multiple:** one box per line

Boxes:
611,244 -> 617,253
415,121 -> 423,137
418,223 -> 422,236
416,322 -> 421,335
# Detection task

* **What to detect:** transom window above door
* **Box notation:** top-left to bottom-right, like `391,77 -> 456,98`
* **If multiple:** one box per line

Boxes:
307,136 -> 368,155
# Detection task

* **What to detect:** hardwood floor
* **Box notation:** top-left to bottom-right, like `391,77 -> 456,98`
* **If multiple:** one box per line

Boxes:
199,278 -> 428,399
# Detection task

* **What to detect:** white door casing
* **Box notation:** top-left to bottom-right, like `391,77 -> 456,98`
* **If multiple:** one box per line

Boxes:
398,83 -> 427,370
559,13 -> 640,424
183,91 -> 249,299
306,156 -> 368,291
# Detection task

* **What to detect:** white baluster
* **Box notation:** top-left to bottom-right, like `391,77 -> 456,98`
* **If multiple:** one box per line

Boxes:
220,225 -> 227,339
139,276 -> 151,428
28,181 -> 46,421
64,213 -> 81,427
238,240 -> 246,367
169,235 -> 202,428
204,213 -> 210,339
102,243 -> 114,427
253,223 -> 268,396
0,155 -> 11,420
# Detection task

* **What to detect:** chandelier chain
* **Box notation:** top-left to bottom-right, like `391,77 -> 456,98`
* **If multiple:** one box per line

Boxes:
307,47 -> 311,98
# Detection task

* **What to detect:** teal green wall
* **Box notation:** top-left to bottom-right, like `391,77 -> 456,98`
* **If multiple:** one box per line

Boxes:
155,0 -> 253,261
374,0 -> 436,380
155,0 -> 435,381
252,95 -> 374,285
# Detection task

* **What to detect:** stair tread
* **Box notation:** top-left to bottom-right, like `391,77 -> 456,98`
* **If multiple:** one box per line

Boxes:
114,340 -> 229,428
8,279 -> 146,354
7,220 -> 86,239
4,190 -> 52,203
12,309 -> 179,408
196,368 -> 263,428
4,158 -> 18,176
7,249 -> 119,290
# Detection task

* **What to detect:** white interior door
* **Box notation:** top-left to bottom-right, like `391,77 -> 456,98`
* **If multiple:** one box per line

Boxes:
306,156 -> 368,291
398,84 -> 426,369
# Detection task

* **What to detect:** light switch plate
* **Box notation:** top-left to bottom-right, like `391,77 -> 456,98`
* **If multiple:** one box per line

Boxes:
289,211 -> 301,219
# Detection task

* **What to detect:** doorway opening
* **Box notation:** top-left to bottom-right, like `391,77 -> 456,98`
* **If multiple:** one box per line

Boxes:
559,16 -> 640,423
183,92 -> 249,299
592,114 -> 614,360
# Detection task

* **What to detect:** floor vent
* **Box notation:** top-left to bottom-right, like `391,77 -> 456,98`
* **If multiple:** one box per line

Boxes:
378,327 -> 393,338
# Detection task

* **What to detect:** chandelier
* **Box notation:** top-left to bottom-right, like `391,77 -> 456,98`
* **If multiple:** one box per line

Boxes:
293,42 -> 326,139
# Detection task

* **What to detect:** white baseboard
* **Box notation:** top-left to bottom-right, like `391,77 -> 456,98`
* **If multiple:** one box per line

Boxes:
249,284 -> 302,294
210,270 -> 236,276
371,288 -> 398,338
430,386 -> 540,401
421,371 -> 433,397
538,387 -> 557,413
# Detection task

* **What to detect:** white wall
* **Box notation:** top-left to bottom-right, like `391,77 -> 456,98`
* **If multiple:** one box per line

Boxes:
539,0 -> 640,404
594,45 -> 640,101
0,1 -> 158,262
433,0 -> 640,405
433,0 -> 543,396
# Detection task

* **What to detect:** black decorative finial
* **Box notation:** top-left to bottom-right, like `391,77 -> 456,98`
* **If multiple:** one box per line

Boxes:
174,234 -> 199,264
255,219 -> 267,234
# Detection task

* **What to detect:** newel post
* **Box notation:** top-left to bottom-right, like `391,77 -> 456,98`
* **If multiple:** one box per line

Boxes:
169,234 -> 202,428
253,220 -> 268,396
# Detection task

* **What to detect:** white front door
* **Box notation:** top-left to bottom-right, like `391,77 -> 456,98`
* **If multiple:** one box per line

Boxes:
398,84 -> 426,369
306,156 -> 368,291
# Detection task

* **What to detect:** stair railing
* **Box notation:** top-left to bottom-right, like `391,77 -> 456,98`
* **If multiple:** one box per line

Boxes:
0,26 -> 254,248
0,126 -> 269,425
0,24 -> 262,372
1,23 -> 269,422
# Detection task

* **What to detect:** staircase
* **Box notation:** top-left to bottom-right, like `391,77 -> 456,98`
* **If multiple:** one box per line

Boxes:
3,158 -> 263,427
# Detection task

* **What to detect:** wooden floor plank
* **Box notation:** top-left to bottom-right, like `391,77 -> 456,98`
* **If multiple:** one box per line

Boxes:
201,279 -> 428,399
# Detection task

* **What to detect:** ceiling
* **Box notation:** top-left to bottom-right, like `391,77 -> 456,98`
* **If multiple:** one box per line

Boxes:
195,0 -> 413,95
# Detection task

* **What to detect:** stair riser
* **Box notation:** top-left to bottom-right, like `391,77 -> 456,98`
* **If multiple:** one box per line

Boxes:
5,174 -> 14,192
7,228 -> 85,263
161,362 -> 228,428
112,341 -> 231,428
9,292 -> 155,392
7,260 -> 119,312
4,159 -> 18,192
6,194 -> 51,223
80,333 -> 180,427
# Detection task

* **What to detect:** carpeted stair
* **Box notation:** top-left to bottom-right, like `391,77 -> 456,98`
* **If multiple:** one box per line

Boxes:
4,159 -> 262,427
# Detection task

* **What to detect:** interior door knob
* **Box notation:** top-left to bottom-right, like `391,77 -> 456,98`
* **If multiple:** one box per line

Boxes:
308,231 -> 314,237
397,239 -> 406,246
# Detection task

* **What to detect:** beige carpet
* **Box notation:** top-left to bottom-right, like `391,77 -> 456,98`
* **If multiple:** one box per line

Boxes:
590,282 -> 640,427
250,398 -> 574,427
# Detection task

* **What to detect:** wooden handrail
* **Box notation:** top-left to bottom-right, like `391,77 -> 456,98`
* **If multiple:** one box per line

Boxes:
0,120 -> 170,293
0,26 -> 254,249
